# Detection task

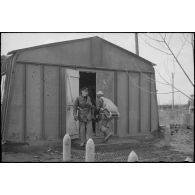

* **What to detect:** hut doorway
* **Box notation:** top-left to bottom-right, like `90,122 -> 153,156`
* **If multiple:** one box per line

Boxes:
79,71 -> 96,134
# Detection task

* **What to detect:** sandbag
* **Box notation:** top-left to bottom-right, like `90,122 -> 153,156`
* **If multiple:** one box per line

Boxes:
100,97 -> 120,119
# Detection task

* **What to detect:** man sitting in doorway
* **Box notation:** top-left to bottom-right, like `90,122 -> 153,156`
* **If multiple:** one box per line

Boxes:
73,87 -> 93,147
96,91 -> 113,143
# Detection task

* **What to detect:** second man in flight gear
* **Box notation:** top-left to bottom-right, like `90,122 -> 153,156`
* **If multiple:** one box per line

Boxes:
96,91 -> 113,143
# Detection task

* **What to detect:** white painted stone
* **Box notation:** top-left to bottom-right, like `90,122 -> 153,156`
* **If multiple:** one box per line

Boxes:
63,134 -> 71,161
128,150 -> 139,162
184,157 -> 193,162
85,138 -> 95,162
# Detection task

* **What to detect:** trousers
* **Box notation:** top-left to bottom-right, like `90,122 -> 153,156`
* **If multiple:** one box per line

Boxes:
79,121 -> 92,143
99,118 -> 112,137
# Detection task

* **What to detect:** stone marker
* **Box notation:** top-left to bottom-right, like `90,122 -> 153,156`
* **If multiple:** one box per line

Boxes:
184,157 -> 193,162
164,125 -> 171,146
85,138 -> 95,162
63,134 -> 71,162
128,150 -> 139,162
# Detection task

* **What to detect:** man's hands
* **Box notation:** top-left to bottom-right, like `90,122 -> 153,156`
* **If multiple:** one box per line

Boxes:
74,115 -> 78,121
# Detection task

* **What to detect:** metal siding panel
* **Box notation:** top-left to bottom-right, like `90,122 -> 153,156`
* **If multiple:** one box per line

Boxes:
7,64 -> 24,141
117,72 -> 128,137
129,73 -> 139,135
96,71 -> 115,135
26,65 -> 42,140
18,39 -> 91,67
140,73 -> 150,133
102,42 -> 154,72
44,66 -> 59,140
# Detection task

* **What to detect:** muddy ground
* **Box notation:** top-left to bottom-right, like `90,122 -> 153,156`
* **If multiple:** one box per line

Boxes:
1,128 -> 194,162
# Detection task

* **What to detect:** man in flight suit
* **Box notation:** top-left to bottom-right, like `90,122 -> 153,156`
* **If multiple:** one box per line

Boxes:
96,91 -> 112,143
73,87 -> 93,146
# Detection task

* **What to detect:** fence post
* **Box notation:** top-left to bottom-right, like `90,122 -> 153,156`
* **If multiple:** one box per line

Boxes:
128,150 -> 139,162
63,134 -> 71,162
85,138 -> 95,162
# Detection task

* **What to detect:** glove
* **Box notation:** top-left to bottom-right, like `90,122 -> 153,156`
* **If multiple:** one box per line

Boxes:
74,116 -> 78,121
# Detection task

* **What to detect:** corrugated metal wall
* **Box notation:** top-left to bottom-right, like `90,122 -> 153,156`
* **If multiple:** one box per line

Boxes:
7,63 -> 158,141
7,63 -> 61,141
7,63 -> 24,141
129,72 -> 139,135
116,71 -> 158,137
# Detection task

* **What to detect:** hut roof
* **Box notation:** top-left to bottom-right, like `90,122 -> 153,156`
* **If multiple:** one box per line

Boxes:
8,36 -> 156,66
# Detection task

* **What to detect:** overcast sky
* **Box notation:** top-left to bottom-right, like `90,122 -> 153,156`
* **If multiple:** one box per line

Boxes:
1,33 -> 194,104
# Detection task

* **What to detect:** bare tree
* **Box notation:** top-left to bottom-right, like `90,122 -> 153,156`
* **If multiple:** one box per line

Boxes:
142,33 -> 194,87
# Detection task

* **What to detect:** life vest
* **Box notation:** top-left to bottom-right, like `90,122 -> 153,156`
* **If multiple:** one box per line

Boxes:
100,97 -> 120,119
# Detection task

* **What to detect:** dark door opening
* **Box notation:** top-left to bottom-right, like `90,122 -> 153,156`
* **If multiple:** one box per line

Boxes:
79,71 -> 96,133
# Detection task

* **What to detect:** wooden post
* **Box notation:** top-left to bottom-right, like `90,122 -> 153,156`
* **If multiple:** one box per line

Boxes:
63,134 -> 71,161
85,138 -> 95,162
128,150 -> 139,162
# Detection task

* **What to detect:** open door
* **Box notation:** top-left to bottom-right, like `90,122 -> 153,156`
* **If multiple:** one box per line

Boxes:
65,69 -> 79,138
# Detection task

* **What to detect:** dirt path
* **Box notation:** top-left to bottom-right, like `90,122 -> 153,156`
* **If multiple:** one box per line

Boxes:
2,128 -> 193,162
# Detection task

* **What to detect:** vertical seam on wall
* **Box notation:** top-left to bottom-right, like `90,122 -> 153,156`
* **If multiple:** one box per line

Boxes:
64,70 -> 67,135
149,73 -> 152,132
23,64 -> 27,142
41,65 -> 45,140
114,71 -> 118,135
127,72 -> 130,135
59,66 -> 62,139
139,72 -> 141,133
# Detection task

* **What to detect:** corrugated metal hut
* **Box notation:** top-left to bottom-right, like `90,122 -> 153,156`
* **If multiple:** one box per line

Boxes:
1,36 -> 159,143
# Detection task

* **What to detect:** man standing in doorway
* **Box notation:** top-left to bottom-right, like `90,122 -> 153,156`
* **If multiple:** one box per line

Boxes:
96,91 -> 113,143
73,87 -> 93,146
